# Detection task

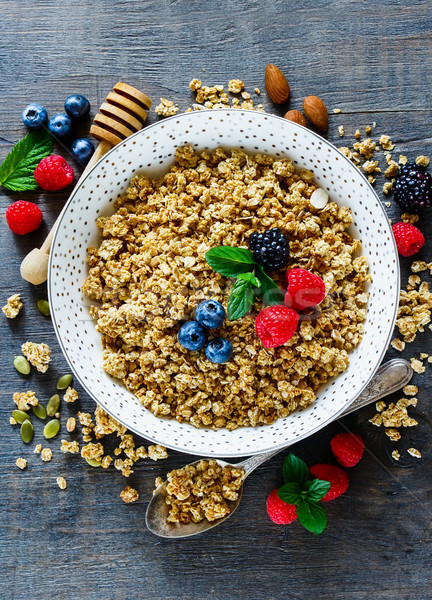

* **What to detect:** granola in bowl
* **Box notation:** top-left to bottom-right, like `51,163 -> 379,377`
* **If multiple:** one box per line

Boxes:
81,144 -> 370,431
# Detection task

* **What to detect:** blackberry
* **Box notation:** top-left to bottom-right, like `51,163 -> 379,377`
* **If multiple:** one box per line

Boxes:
393,162 -> 432,212
249,228 -> 289,271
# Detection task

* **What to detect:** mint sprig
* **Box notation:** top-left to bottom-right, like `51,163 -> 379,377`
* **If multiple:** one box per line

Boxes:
205,245 -> 285,320
227,275 -> 260,320
255,265 -> 285,305
277,454 -> 331,535
205,247 -> 256,277
0,130 -> 52,192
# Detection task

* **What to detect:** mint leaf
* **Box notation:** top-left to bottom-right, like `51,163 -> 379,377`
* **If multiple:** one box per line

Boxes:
296,500 -> 327,535
237,271 -> 261,288
227,278 -> 257,320
205,246 -> 256,277
0,130 -> 52,192
277,482 -> 302,505
305,478 -> 331,502
283,454 -> 310,485
255,265 -> 285,305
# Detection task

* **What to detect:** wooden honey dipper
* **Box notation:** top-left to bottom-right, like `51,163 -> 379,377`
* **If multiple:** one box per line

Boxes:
20,82 -> 151,285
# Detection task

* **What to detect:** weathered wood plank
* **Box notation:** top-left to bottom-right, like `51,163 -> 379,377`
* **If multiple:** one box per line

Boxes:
1,1 -> 431,599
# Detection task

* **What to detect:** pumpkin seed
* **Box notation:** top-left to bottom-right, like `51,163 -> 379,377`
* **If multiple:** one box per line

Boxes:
57,374 -> 73,390
46,394 -> 60,416
32,403 -> 47,420
43,419 -> 60,439
12,409 -> 31,424
85,457 -> 102,467
13,355 -> 31,375
21,420 -> 34,443
37,299 -> 50,317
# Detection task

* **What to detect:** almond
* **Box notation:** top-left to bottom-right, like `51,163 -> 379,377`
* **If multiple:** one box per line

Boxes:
265,64 -> 291,104
303,96 -> 328,131
283,110 -> 307,127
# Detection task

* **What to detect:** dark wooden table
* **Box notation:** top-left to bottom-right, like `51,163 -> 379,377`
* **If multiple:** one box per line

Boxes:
1,1 -> 432,598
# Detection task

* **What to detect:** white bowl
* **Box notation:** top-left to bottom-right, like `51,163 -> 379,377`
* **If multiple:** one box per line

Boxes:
49,109 -> 399,457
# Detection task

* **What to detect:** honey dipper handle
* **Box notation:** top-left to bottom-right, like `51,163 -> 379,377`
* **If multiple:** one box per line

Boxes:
20,139 -> 111,285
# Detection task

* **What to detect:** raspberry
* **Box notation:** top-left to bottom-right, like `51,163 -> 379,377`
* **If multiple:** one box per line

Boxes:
392,222 -> 425,257
6,201 -> 43,235
309,464 -> 349,501
330,432 -> 365,467
284,268 -> 326,310
266,489 -> 297,524
34,154 -> 74,191
393,162 -> 432,212
255,305 -> 299,348
249,228 -> 289,271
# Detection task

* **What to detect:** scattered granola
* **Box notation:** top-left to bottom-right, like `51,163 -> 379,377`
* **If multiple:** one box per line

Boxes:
34,444 -> 42,454
403,384 -> 418,396
148,444 -> 169,461
13,390 -> 38,411
81,442 -> 104,461
64,387 -> 78,403
391,338 -> 405,352
155,98 -> 178,117
385,428 -> 401,441
415,155 -> 430,167
81,146 -> 369,430
333,108 -> 341,114
56,476 -> 67,489
10,416 -> 17,425
41,448 -> 53,462
120,485 -> 139,503
379,135 -> 395,151
395,279 -> 432,343
399,155 -> 408,165
354,129 -> 361,139
391,449 -> 400,461
338,125 -> 344,137
2,293 -> 23,318
410,358 -> 425,374
15,457 -> 27,470
61,439 -> 80,454
21,342 -> 51,373
163,459 -> 245,523
228,79 -> 244,94
407,447 -> 422,458
66,417 -> 76,432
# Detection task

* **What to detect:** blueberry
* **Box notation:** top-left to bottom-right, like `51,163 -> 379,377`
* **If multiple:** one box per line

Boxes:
64,94 -> 90,120
178,321 -> 208,351
21,103 -> 48,130
71,138 -> 95,165
205,338 -> 233,364
195,300 -> 225,329
48,113 -> 73,139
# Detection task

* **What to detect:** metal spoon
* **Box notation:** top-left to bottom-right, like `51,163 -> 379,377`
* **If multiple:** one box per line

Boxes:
146,358 -> 412,538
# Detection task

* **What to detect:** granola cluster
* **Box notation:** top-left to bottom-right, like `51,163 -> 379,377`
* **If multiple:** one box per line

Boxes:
163,459 -> 245,523
2,293 -> 23,318
82,145 -> 370,430
21,341 -> 51,373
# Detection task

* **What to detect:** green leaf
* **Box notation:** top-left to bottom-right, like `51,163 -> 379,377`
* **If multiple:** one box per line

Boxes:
205,246 -> 256,277
277,482 -> 302,505
0,130 -> 52,192
305,478 -> 331,502
296,500 -> 327,535
255,265 -> 285,305
237,271 -> 261,288
283,454 -> 310,485
227,279 -> 256,320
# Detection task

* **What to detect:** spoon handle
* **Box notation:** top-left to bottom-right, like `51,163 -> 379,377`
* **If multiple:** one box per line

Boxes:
238,358 -> 413,475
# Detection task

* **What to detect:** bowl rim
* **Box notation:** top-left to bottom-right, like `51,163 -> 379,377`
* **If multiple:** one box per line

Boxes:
48,108 -> 400,457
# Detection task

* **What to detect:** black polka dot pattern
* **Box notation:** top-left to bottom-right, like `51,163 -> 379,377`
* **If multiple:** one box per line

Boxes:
47,109 -> 400,458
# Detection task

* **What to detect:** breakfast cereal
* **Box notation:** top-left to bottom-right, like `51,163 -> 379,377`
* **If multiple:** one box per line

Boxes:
82,146 -> 370,430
